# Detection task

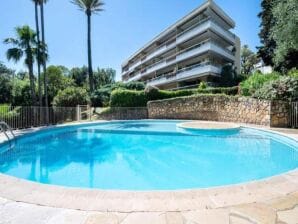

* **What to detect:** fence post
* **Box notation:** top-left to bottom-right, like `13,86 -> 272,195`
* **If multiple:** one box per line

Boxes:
76,105 -> 81,122
88,105 -> 92,121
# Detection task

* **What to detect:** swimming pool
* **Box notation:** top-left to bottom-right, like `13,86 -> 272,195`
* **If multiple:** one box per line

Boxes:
0,120 -> 297,190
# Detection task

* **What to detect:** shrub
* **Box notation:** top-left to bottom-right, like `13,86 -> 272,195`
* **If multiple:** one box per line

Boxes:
253,77 -> 298,101
0,104 -> 20,120
52,87 -> 90,107
197,86 -> 239,95
91,88 -> 111,107
91,81 -> 146,107
110,89 -> 147,107
121,81 -> 145,90
198,81 -> 208,90
109,87 -> 239,107
240,72 -> 280,96
12,80 -> 32,106
144,85 -> 160,101
288,68 -> 298,78
156,89 -> 196,100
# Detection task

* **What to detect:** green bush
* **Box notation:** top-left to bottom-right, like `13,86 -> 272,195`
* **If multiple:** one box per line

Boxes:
253,77 -> 298,101
0,104 -> 20,120
197,86 -> 239,95
240,72 -> 280,96
121,81 -> 145,90
288,68 -> 298,78
110,88 -> 196,107
109,87 -> 240,107
198,81 -> 208,90
157,89 -> 196,99
52,87 -> 90,107
91,81 -> 146,107
110,89 -> 148,107
91,88 -> 111,107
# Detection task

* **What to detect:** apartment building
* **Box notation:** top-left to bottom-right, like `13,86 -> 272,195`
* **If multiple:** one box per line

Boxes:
121,0 -> 241,90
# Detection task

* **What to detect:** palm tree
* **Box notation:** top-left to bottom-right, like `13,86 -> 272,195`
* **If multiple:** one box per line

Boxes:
4,26 -> 38,105
40,0 -> 49,123
71,0 -> 104,93
32,0 -> 42,108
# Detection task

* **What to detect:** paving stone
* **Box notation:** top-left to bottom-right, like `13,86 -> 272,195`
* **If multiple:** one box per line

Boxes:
182,209 -> 230,224
164,212 -> 184,224
84,213 -> 119,224
277,206 -> 298,224
121,212 -> 166,224
265,194 -> 298,211
230,203 -> 277,224
0,201 -> 60,224
229,215 -> 254,224
46,210 -> 89,224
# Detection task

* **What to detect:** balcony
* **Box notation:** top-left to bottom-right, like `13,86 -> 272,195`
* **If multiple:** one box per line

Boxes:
125,39 -> 233,82
146,63 -> 221,87
122,18 -> 236,76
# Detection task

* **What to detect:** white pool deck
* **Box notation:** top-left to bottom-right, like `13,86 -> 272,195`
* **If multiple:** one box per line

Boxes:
0,120 -> 297,224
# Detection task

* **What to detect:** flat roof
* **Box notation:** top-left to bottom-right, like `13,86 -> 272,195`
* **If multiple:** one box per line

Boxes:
122,0 -> 235,68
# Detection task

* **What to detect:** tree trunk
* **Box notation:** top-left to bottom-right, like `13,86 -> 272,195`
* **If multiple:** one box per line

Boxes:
35,2 -> 42,123
87,13 -> 94,93
40,2 -> 49,123
27,58 -> 36,106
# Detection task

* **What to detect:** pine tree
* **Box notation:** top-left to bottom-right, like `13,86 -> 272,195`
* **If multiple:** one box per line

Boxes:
257,0 -> 276,67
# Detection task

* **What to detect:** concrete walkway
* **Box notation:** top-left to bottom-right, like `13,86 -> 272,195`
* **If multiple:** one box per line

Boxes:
0,194 -> 297,224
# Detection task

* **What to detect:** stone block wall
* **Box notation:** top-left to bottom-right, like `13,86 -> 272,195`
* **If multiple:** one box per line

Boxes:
270,101 -> 291,127
95,107 -> 148,120
148,95 -> 290,127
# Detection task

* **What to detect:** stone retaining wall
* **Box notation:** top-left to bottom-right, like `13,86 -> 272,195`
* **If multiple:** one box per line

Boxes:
95,107 -> 148,120
148,95 -> 290,127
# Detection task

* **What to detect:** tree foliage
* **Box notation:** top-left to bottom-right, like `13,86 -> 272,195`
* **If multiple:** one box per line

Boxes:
43,65 -> 75,104
219,64 -> 238,87
240,72 -> 280,96
241,45 -> 259,75
53,87 -> 90,107
253,76 -> 298,101
3,25 -> 38,105
257,0 -> 276,67
258,0 -> 298,71
270,0 -> 298,70
0,63 -> 14,103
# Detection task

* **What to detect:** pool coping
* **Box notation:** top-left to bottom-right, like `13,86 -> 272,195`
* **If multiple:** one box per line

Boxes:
0,120 -> 297,212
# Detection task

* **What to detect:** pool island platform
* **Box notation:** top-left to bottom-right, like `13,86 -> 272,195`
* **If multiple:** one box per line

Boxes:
177,121 -> 241,130
0,121 -> 297,224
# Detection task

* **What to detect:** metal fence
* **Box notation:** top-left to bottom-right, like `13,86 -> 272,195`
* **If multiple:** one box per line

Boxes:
290,102 -> 298,128
0,105 -> 148,130
0,106 -> 85,130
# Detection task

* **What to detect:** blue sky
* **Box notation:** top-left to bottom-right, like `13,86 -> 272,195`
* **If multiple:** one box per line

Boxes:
0,0 -> 261,80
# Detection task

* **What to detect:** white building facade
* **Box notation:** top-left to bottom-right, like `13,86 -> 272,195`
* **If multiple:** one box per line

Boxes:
121,0 -> 241,90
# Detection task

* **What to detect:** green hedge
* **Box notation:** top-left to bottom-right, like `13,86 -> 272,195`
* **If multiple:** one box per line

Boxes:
110,87 -> 238,107
110,89 -> 148,107
197,86 -> 239,95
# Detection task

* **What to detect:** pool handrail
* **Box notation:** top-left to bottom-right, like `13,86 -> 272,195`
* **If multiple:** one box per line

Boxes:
0,121 -> 16,148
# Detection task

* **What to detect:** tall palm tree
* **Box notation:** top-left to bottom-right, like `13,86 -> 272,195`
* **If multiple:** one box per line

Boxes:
4,26 -> 38,105
32,0 -> 42,108
71,0 -> 104,93
40,0 -> 49,123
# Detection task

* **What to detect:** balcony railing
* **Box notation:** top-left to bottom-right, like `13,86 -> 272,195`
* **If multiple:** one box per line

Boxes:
123,17 -> 236,76
126,39 -> 233,82
146,62 -> 221,86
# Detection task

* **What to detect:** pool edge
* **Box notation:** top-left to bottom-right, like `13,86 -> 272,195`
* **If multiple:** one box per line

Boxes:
0,120 -> 297,212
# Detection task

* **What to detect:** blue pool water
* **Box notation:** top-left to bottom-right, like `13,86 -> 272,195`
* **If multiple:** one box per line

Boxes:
0,120 -> 297,190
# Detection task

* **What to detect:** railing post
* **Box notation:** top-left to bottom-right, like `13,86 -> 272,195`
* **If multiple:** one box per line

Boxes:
88,105 -> 92,121
76,105 -> 81,122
